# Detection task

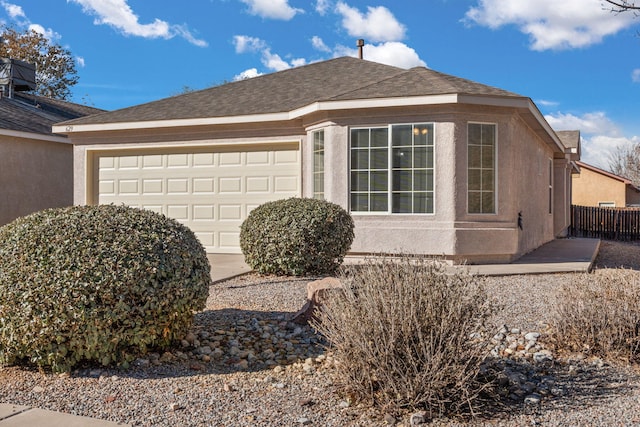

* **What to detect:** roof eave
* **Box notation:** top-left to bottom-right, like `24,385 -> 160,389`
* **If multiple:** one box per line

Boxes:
458,94 -> 566,155
0,128 -> 71,144
53,94 -> 559,152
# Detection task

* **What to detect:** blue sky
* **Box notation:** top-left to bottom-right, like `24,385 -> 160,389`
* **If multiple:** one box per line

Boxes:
1,0 -> 639,168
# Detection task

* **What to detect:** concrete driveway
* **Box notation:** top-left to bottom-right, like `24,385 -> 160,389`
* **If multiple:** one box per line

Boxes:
207,254 -> 251,282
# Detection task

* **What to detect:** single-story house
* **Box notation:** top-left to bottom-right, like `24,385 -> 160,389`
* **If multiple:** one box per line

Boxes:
54,57 -> 578,263
572,160 -> 640,207
0,58 -> 103,225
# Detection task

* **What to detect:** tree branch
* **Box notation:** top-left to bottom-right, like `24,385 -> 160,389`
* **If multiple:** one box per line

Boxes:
603,0 -> 640,11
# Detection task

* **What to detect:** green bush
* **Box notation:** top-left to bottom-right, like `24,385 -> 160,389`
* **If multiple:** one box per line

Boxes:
552,269 -> 640,364
240,198 -> 354,276
0,205 -> 211,372
313,256 -> 495,417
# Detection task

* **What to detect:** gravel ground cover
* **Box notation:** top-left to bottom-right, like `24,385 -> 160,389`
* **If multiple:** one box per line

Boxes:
2,240 -> 640,426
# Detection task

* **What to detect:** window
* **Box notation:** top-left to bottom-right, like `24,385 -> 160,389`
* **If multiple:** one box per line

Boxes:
548,159 -> 553,214
467,123 -> 496,214
350,124 -> 434,214
312,130 -> 325,200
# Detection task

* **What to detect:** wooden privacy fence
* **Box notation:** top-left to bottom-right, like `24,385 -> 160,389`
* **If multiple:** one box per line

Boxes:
570,205 -> 640,240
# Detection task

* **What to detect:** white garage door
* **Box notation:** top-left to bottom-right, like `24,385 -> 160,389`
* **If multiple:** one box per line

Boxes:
96,144 -> 300,253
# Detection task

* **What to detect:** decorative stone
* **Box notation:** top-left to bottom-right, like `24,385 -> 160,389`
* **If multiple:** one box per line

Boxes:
384,413 -> 397,425
525,332 -> 540,341
410,411 -> 428,426
292,277 -> 343,324
524,393 -> 542,405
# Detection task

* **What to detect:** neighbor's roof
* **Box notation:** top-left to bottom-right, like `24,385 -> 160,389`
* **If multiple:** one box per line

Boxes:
556,130 -> 580,150
0,92 -> 102,136
576,161 -> 638,189
58,56 -> 522,128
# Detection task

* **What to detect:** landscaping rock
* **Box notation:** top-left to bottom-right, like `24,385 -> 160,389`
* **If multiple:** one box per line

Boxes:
292,277 -> 343,324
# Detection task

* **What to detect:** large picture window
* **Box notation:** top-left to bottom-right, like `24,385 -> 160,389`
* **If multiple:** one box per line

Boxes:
467,123 -> 496,214
313,130 -> 325,200
350,124 -> 434,214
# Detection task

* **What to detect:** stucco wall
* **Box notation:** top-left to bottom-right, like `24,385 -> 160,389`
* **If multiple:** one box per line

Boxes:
0,136 -> 73,225
305,106 -> 557,263
572,167 -> 626,207
69,105 -> 562,263
553,159 -> 572,236
626,186 -> 640,206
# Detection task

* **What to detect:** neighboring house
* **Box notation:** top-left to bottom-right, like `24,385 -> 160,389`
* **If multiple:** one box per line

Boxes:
0,58 -> 103,225
54,57 -> 578,263
572,161 -> 640,207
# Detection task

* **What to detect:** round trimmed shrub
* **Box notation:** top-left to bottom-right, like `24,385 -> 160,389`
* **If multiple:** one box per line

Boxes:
0,205 -> 211,372
240,197 -> 354,276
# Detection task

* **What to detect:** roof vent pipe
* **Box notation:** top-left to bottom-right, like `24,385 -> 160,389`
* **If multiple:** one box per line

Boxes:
357,39 -> 365,59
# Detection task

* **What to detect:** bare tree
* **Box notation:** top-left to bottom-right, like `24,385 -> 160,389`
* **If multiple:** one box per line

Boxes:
603,0 -> 640,12
0,27 -> 79,100
608,141 -> 640,186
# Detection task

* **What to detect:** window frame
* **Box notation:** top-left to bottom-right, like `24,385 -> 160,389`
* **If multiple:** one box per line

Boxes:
312,129 -> 325,200
467,122 -> 497,215
349,123 -> 435,215
548,158 -> 553,215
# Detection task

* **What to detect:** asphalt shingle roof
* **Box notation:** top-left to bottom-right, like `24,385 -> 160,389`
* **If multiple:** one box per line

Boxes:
61,57 -> 523,127
0,92 -> 103,135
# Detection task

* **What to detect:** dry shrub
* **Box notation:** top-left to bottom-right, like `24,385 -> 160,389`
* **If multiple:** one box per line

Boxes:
553,269 -> 640,363
312,256 -> 495,417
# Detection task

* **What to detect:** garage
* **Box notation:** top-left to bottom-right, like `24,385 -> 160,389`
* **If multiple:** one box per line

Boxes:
93,143 -> 300,253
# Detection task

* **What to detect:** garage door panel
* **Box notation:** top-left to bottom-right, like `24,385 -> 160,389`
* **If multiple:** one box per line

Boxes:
97,146 -> 300,253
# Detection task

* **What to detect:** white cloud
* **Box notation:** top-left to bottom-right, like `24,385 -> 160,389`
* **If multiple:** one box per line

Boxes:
311,35 -> 331,52
28,24 -> 61,40
233,35 -> 306,72
234,68 -> 262,81
1,1 -> 25,19
68,0 -> 207,47
1,2 -> 60,40
76,56 -> 86,67
335,2 -> 406,43
233,35 -> 267,53
546,111 -> 620,136
464,0 -> 637,50
240,0 -> 303,20
546,111 -> 639,168
334,41 -> 426,69
261,49 -> 304,71
315,0 -> 330,15
290,57 -> 307,67
536,99 -> 559,108
632,68 -> 640,83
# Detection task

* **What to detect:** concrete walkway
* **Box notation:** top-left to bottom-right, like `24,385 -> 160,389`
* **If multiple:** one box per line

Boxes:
0,404 -> 129,426
0,238 -> 600,426
464,237 -> 601,276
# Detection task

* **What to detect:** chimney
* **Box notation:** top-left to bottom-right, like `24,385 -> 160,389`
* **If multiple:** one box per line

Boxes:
357,39 -> 365,59
0,58 -> 36,98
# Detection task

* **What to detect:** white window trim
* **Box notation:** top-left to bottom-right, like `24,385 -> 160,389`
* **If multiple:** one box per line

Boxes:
312,129 -> 325,200
598,201 -> 616,208
548,158 -> 553,215
467,122 -> 498,215
349,123 -> 436,215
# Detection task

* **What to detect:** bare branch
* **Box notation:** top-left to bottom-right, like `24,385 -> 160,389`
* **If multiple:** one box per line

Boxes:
603,0 -> 640,11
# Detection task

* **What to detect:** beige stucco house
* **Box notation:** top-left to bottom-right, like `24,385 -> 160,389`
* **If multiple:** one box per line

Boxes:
572,161 -> 640,207
54,57 -> 578,263
0,60 -> 102,225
